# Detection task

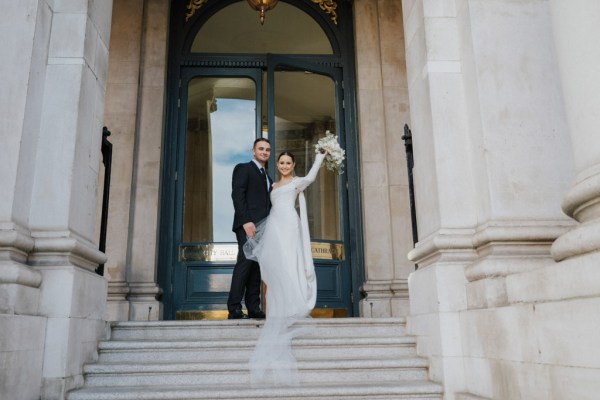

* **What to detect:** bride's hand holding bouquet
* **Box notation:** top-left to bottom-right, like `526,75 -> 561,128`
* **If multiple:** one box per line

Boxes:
315,130 -> 345,174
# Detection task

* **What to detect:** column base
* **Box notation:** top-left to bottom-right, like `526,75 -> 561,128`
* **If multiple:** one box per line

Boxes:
35,265 -> 109,398
552,166 -> 600,261
552,219 -> 600,261
104,281 -> 131,321
507,251 -> 600,304
464,221 -> 570,309
359,279 -> 409,317
29,230 -> 106,272
128,282 -> 163,320
0,223 -> 40,314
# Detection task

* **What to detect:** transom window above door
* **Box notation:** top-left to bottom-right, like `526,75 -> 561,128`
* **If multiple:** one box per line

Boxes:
191,1 -> 333,54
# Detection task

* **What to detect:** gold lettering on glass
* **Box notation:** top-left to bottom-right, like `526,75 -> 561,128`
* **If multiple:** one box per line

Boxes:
179,244 -> 239,262
311,0 -> 338,25
179,242 -> 344,261
310,242 -> 344,260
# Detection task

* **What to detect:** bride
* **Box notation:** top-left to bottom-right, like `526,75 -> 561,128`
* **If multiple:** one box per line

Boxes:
244,148 -> 329,386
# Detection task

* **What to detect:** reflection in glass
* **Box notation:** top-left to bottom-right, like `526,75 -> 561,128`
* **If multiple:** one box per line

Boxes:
183,77 -> 256,243
274,70 -> 340,241
191,2 -> 333,54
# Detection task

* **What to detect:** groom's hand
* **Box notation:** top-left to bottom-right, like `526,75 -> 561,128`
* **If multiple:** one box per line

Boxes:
243,222 -> 256,239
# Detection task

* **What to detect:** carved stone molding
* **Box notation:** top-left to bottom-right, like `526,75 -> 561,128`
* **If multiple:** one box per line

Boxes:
29,230 -> 107,271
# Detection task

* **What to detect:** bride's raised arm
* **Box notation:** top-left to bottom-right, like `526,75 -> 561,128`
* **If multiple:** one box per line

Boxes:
295,152 -> 326,192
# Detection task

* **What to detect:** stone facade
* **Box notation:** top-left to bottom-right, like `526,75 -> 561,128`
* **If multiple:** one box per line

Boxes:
2,0 -> 600,399
405,0 -> 600,399
99,0 -> 416,322
1,1 -> 113,399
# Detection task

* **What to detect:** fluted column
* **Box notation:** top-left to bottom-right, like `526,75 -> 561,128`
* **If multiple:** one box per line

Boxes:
549,0 -> 600,262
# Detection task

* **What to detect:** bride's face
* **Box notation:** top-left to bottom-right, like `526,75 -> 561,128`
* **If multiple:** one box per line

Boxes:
277,155 -> 295,178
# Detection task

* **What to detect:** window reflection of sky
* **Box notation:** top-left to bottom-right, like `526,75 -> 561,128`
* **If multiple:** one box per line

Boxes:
211,98 -> 256,242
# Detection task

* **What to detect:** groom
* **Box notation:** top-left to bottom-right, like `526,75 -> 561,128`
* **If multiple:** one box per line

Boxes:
227,138 -> 272,319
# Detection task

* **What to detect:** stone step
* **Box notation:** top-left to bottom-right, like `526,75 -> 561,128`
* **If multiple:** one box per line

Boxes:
97,336 -> 417,363
68,318 -> 441,400
83,357 -> 430,387
68,380 -> 443,400
109,318 -> 407,341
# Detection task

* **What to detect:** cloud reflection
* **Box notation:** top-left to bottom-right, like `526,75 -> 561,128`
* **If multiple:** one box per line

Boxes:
210,98 -> 256,242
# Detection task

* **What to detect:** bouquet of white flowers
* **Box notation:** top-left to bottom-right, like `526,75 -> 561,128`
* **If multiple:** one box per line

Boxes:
315,130 -> 345,175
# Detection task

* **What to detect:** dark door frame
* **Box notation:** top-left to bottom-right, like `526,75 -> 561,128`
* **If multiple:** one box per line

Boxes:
158,0 -> 364,319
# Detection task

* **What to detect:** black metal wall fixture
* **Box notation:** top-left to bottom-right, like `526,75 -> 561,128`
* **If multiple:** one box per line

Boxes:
97,126 -> 112,276
402,124 -> 418,269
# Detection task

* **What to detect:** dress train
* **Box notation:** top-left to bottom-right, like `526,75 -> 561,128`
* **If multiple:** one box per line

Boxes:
244,153 -> 325,386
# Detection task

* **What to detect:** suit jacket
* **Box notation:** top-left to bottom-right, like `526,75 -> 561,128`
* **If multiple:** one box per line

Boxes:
231,161 -> 272,232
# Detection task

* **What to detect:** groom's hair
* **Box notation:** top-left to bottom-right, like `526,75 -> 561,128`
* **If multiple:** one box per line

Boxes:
253,137 -> 271,148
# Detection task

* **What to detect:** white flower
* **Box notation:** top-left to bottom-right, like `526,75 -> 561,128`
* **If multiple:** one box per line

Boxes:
315,130 -> 345,175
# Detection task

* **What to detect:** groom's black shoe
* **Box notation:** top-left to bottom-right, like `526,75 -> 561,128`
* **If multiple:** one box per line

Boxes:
248,309 -> 266,319
228,310 -> 249,320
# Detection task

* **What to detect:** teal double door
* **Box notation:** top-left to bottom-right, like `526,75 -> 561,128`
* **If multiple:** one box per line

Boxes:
163,56 -> 354,319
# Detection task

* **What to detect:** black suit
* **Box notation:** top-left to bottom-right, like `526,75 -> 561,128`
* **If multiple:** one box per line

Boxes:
227,161 -> 272,313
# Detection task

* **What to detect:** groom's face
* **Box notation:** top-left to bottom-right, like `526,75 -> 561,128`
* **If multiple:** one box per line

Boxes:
253,140 -> 271,165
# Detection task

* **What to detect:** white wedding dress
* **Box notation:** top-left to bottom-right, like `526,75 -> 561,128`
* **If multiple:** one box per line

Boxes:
244,152 -> 326,386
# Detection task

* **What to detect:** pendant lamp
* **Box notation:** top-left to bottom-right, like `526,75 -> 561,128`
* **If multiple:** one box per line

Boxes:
246,0 -> 279,25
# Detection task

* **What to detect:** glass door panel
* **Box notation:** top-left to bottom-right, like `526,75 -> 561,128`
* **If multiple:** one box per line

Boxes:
273,71 -> 340,241
169,64 -> 352,319
268,56 -> 352,316
173,71 -> 261,320
183,77 -> 257,243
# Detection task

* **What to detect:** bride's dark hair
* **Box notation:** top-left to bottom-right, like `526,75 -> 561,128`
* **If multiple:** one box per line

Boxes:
277,151 -> 295,163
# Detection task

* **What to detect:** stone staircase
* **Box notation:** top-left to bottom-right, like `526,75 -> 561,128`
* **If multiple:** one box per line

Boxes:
68,318 -> 442,399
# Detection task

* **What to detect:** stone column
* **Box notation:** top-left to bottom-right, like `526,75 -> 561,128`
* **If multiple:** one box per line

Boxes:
0,2 -> 50,398
354,0 -> 414,317
24,1 -> 114,398
456,0 -> 574,310
403,0 -> 573,395
402,0 -> 477,393
101,0 -> 146,322
125,0 -> 169,320
549,1 -> 600,265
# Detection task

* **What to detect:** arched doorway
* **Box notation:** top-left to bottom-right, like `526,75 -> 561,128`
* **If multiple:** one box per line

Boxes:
158,0 -> 363,319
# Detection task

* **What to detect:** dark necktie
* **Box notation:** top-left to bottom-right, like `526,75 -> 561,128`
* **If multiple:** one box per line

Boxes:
260,167 -> 268,190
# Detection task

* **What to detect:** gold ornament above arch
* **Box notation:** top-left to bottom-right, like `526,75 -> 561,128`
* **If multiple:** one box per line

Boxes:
311,0 -> 337,25
185,0 -> 338,25
185,0 -> 207,22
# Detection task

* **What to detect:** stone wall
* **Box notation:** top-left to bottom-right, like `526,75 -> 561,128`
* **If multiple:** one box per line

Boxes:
0,0 -> 113,398
405,0 -> 600,398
